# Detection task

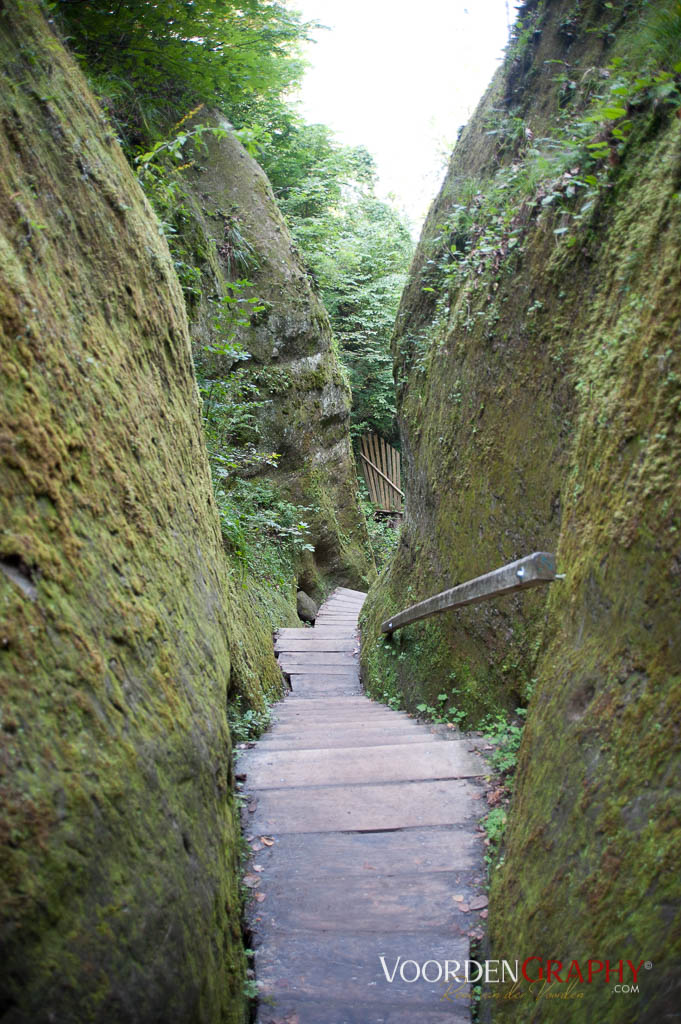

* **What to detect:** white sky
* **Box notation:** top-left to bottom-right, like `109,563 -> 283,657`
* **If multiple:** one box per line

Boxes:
291,0 -> 513,232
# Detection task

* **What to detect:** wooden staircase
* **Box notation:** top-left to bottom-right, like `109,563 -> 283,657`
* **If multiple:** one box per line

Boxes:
237,588 -> 489,1023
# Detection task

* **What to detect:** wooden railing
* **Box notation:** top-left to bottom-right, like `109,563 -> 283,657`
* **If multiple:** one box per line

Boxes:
381,552 -> 558,635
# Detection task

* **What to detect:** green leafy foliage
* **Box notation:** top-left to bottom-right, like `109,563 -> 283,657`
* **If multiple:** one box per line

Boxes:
228,695 -> 272,743
52,0 -> 311,142
197,353 -> 315,586
415,674 -> 469,728
478,709 -> 527,871
132,109 -> 235,300
214,479 -> 314,586
480,709 -> 527,776
482,807 -> 509,866
359,495 -> 400,570
261,119 -> 413,443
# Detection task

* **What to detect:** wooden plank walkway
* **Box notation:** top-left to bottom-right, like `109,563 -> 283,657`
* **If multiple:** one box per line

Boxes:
237,588 -> 489,1023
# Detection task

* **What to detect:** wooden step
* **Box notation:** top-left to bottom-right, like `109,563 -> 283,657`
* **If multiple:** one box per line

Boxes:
274,637 -> 358,653
242,739 -> 486,789
247,778 -> 481,834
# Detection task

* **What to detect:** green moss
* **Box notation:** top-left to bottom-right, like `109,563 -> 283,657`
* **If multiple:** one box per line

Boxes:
0,8 -> 254,1019
362,1 -> 681,1016
170,116 -> 374,590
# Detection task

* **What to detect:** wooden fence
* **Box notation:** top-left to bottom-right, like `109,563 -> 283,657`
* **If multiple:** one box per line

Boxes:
359,434 -> 403,513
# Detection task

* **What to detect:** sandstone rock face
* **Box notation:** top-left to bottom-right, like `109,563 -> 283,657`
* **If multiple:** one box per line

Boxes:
296,590 -> 318,624
184,116 -> 375,594
360,1 -> 681,1017
0,9 -> 257,1021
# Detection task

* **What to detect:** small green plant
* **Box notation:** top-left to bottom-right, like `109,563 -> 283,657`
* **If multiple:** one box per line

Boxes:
242,978 -> 259,1000
416,687 -> 468,728
477,707 -> 529,872
203,283 -> 265,359
483,807 -> 508,854
228,696 -> 272,744
382,690 -> 402,711
480,708 -> 527,776
359,494 -> 400,570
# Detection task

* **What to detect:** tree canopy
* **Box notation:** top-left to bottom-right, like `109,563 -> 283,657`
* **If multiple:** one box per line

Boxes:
53,0 -> 311,138
262,119 -> 413,442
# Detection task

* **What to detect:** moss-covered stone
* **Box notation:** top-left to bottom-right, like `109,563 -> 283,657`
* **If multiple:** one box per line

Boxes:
361,0 -> 681,1017
0,7 -> 271,1019
182,116 -> 375,594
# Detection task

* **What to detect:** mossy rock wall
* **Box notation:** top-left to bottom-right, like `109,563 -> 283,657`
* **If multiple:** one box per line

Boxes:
184,117 -> 375,594
361,0 -> 681,1017
0,7 -> 282,1019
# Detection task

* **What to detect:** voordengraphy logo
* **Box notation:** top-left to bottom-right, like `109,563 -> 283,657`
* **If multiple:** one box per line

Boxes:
378,956 -> 651,987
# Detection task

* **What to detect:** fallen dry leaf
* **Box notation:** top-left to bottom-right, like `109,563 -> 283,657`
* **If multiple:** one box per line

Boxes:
480,909 -> 488,919
260,836 -> 275,846
459,904 -> 470,913
242,874 -> 261,888
452,894 -> 464,902
487,785 -> 507,807
469,895 -> 488,910
253,864 -> 264,873
254,892 -> 266,903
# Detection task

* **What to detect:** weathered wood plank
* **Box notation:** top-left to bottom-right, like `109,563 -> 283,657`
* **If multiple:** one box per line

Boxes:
315,614 -> 364,622
315,610 -> 361,618
254,728 -> 434,750
276,629 -> 357,639
370,433 -> 386,508
359,435 -> 403,511
381,551 -> 557,634
318,603 -> 363,613
278,664 -> 359,677
360,435 -> 379,504
249,778 -> 480,833
316,613 -> 360,620
317,613 -> 360,621
274,638 -> 357,653
315,612 -> 361,619
278,652 -> 357,667
367,433 -> 381,507
388,441 -> 396,509
248,829 -> 480,879
242,740 -> 486,789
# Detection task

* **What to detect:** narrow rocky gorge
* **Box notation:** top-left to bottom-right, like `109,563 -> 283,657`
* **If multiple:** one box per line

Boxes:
1,0 -> 679,1021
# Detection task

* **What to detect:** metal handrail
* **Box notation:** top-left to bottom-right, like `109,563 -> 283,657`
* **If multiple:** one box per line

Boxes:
381,552 -> 558,635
